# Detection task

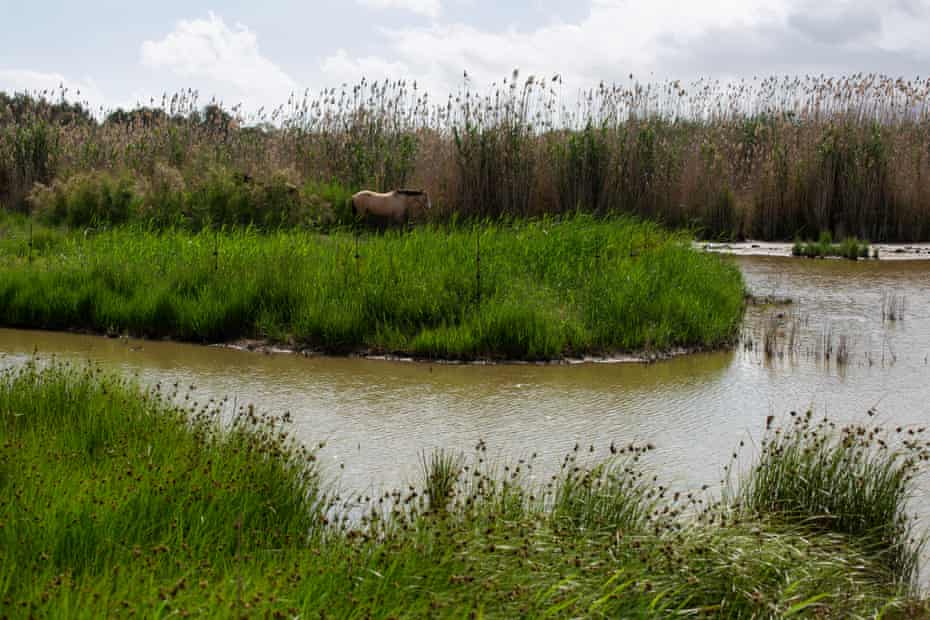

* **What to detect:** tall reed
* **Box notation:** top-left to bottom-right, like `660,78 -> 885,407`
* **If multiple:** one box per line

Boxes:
5,74 -> 930,239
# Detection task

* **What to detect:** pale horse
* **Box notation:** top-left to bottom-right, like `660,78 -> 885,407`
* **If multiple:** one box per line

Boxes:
350,189 -> 432,226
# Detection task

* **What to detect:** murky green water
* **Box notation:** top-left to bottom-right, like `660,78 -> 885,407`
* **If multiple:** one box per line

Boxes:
2,256 -> 929,502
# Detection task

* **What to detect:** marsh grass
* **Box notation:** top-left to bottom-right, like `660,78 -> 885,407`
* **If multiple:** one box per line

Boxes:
0,359 -> 326,615
883,291 -> 906,322
742,309 -> 801,361
1,360 -> 926,617
26,167 -> 353,230
419,449 -> 464,513
550,446 -> 658,534
0,215 -> 745,360
745,313 -> 871,369
6,74 -> 930,240
792,232 -> 872,259
733,410 -> 930,589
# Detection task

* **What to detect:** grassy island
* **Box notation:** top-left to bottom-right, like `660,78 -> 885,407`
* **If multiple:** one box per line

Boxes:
1,361 -> 927,617
792,233 -> 875,260
0,215 -> 744,360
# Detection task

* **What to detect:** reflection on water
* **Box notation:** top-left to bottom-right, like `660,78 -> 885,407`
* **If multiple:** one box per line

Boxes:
2,256 -> 929,504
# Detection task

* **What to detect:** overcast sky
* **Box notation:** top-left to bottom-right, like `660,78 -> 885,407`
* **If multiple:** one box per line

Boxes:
2,0 -> 929,114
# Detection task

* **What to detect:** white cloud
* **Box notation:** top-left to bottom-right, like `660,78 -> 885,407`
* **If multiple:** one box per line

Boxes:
656,0 -> 930,79
324,0 -> 779,98
324,0 -> 930,98
357,0 -> 440,19
0,69 -> 105,105
10,1 -> 928,119
320,49 -> 412,85
0,69 -> 111,115
140,12 -> 296,110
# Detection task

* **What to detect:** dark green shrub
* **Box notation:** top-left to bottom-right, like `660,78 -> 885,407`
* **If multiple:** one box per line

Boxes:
29,173 -> 140,227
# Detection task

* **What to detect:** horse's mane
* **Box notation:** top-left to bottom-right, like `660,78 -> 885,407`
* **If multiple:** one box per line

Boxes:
395,188 -> 425,196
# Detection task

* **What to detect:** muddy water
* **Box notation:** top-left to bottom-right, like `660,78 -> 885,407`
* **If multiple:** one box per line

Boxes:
2,256 -> 929,503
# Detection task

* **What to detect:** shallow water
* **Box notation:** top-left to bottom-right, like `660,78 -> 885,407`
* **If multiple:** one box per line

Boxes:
2,255 -> 929,504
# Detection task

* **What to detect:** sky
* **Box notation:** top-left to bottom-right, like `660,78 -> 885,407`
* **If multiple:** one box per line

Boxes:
1,0 -> 929,115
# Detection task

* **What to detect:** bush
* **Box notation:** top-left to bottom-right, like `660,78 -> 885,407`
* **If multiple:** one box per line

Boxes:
27,168 -> 355,231
141,162 -> 187,226
29,172 -> 141,227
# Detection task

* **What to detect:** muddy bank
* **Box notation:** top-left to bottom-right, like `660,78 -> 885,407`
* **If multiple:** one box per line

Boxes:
220,337 -> 715,365
18,324 -> 729,366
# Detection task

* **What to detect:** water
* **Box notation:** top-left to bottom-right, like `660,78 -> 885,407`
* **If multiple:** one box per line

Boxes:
2,256 -> 929,503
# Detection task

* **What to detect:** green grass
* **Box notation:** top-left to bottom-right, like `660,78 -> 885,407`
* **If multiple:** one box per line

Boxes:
0,214 -> 745,360
1,360 -> 926,618
733,410 -> 927,589
792,232 -> 872,260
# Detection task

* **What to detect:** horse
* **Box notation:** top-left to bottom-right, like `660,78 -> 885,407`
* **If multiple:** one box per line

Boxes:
350,189 -> 431,227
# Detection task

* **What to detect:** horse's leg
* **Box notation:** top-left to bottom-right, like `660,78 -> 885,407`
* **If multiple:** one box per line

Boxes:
394,208 -> 408,231
351,200 -> 364,229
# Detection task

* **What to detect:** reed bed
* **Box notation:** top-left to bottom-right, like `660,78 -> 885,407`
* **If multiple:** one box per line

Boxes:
0,215 -> 744,360
1,360 -> 926,617
4,73 -> 930,240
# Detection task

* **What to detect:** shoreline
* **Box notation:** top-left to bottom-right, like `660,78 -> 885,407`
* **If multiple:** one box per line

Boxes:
9,325 -> 725,366
701,241 -> 930,260
218,337 -> 722,365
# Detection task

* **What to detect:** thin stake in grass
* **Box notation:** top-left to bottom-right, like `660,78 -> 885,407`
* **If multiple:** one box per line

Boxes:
475,228 -> 481,308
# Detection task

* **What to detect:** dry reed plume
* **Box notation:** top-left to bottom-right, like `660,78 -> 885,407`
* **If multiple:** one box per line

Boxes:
4,73 -> 930,239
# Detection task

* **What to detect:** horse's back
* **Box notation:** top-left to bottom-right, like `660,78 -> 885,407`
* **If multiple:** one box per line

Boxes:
353,190 -> 405,220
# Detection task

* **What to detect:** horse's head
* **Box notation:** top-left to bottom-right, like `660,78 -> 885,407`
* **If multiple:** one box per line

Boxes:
397,189 -> 431,217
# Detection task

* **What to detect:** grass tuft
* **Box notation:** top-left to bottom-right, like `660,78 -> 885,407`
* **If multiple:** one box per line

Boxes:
792,233 -> 872,259
734,411 -> 928,589
419,449 -> 465,513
